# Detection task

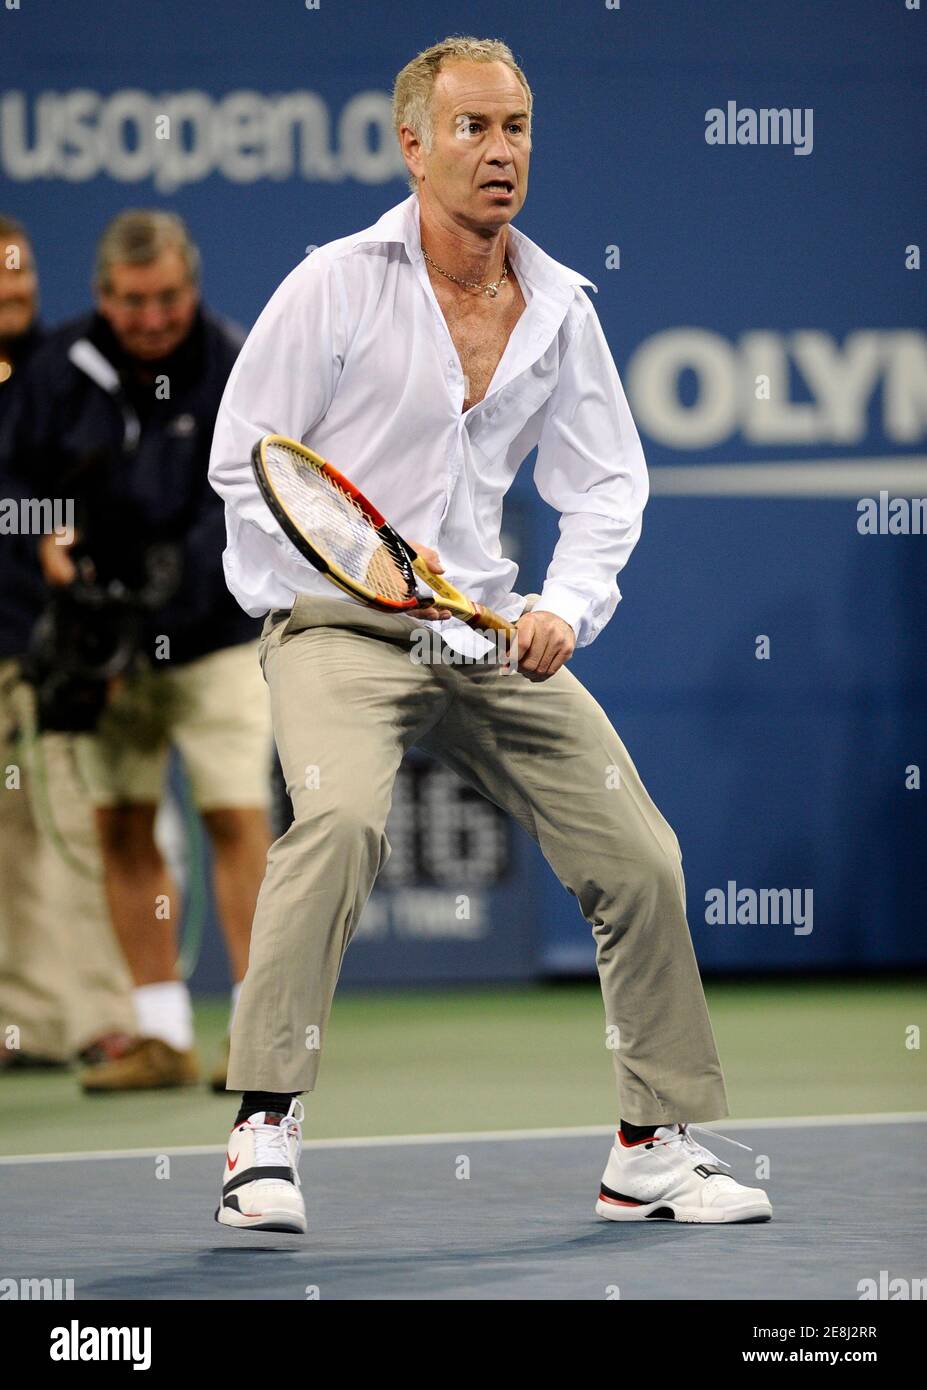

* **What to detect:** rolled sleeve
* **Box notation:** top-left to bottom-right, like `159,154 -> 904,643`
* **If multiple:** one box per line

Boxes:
532,299 -> 649,647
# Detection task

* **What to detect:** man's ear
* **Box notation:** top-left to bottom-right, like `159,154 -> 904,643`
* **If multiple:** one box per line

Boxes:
399,125 -> 424,184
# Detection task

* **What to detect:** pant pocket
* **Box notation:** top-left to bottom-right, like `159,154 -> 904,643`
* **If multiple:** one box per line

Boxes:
258,619 -> 285,676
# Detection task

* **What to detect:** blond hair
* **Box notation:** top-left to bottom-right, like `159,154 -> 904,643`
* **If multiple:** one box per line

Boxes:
392,36 -> 533,195
95,209 -> 200,293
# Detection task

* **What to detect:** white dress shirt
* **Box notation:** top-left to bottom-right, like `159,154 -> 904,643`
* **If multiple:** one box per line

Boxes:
208,193 -> 649,657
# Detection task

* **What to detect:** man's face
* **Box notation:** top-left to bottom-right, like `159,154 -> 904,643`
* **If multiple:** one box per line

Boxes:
97,247 -> 199,362
409,60 -> 531,230
0,237 -> 38,342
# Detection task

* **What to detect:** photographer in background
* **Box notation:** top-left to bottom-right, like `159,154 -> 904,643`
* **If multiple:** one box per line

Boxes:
1,210 -> 273,1092
0,213 -> 135,1072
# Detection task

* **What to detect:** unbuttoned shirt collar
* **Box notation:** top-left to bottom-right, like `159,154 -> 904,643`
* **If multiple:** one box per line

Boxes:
352,194 -> 598,399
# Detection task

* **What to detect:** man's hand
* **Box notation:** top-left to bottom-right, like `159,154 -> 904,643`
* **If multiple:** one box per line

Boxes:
38,531 -> 81,587
406,540 -> 452,621
512,610 -> 576,682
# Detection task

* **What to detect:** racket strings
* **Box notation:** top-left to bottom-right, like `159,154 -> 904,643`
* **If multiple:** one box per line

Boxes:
263,443 -> 412,601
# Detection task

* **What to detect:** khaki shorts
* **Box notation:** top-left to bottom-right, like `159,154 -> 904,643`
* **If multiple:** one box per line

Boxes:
74,641 -> 273,810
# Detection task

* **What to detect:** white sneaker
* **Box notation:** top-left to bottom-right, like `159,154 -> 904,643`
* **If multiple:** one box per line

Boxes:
595,1123 -> 772,1224
215,1099 -> 306,1234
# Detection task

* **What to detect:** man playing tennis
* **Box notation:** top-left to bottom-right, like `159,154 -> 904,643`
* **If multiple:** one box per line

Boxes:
208,35 -> 772,1233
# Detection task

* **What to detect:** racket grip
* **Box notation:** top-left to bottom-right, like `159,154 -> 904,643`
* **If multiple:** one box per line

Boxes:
409,557 -> 516,636
468,605 -> 516,636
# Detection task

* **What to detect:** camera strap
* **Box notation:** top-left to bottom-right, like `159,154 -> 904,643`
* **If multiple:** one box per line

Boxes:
68,338 -> 141,454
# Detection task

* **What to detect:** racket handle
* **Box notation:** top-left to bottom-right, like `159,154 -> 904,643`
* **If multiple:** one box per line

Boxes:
410,557 -> 516,636
467,605 -> 516,637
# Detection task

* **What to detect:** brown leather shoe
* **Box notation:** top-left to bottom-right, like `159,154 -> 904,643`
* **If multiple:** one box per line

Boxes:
80,1037 -> 200,1092
77,1032 -> 135,1067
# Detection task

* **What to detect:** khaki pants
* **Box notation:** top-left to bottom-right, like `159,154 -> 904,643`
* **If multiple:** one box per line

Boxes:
0,660 -> 134,1059
228,595 -> 729,1125
73,641 -> 273,810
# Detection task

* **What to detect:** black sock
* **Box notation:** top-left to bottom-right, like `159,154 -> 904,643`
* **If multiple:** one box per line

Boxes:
620,1118 -> 665,1143
235,1091 -> 300,1127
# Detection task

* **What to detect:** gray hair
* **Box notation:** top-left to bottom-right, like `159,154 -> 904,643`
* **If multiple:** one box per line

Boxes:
95,209 -> 201,292
392,36 -> 533,195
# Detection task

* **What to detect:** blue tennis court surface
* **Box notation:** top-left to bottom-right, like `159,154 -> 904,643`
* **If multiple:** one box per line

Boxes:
1,1117 -> 923,1300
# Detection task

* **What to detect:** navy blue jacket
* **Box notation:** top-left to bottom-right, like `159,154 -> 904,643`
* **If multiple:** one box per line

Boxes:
0,323 -> 50,659
0,307 -> 259,665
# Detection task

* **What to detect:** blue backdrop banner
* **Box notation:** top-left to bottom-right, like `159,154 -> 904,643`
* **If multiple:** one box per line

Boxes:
3,0 -> 924,981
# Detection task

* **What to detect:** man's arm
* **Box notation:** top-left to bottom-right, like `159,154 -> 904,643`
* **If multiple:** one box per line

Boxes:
529,299 -> 649,651
209,258 -> 458,625
208,255 -> 347,540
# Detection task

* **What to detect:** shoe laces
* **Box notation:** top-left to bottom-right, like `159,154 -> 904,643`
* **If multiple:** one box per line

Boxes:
252,1098 -> 304,1177
652,1122 -> 752,1172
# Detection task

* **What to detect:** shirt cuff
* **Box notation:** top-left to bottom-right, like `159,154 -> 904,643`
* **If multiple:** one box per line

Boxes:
533,582 -> 595,646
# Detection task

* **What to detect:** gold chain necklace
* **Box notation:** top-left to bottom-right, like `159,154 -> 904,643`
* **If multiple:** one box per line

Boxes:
422,247 -> 509,299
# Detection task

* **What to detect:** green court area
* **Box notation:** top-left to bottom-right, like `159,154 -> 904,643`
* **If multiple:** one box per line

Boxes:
2,978 -> 924,1156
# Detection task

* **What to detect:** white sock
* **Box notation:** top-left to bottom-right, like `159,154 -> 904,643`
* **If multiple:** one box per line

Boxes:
133,981 -> 194,1052
229,981 -> 243,1028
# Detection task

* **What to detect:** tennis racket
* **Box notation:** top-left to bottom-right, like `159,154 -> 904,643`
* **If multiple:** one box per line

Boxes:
251,434 -> 515,635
